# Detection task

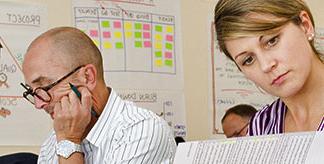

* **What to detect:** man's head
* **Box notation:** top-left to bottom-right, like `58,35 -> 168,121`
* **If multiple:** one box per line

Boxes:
21,27 -> 105,118
221,104 -> 257,138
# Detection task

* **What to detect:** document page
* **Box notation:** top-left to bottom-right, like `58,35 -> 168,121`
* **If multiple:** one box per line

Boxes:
174,131 -> 324,164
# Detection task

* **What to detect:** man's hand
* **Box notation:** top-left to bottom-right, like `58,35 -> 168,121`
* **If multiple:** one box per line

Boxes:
53,87 -> 92,144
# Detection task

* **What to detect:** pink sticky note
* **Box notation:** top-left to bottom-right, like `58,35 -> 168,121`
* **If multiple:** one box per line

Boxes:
165,52 -> 172,59
144,41 -> 151,48
90,30 -> 98,37
166,35 -> 173,41
114,21 -> 121,28
102,31 -> 111,38
143,24 -> 150,31
143,32 -> 150,39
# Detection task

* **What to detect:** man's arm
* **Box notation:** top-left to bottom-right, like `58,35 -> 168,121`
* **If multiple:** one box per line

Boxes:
53,87 -> 92,163
108,114 -> 176,164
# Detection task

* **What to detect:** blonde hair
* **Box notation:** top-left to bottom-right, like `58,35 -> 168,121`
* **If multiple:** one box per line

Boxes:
214,0 -> 318,61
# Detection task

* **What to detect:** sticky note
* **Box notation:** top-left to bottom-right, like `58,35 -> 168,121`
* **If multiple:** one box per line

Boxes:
166,35 -> 173,41
135,41 -> 142,48
155,25 -> 162,32
155,42 -> 162,49
90,30 -> 98,37
114,31 -> 122,38
143,32 -> 150,39
165,52 -> 172,59
101,21 -> 110,28
165,60 -> 173,66
125,22 -> 132,30
143,24 -> 150,31
135,32 -> 142,38
135,23 -> 142,30
144,41 -> 151,48
165,43 -> 173,50
102,31 -> 111,38
114,21 -> 122,28
115,42 -> 123,49
166,26 -> 173,33
155,34 -> 162,41
155,51 -> 162,57
103,41 -> 112,49
125,31 -> 132,38
155,59 -> 163,66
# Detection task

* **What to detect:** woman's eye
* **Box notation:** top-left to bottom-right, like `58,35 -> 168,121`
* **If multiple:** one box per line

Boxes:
265,35 -> 279,49
242,56 -> 254,66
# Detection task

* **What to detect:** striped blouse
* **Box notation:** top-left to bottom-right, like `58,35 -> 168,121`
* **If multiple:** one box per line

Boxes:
248,98 -> 324,136
37,88 -> 176,164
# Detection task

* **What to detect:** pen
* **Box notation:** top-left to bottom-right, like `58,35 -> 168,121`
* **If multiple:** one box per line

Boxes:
69,83 -> 99,118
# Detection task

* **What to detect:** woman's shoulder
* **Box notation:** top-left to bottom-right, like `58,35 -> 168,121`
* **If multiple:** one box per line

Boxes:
248,98 -> 286,135
255,98 -> 285,117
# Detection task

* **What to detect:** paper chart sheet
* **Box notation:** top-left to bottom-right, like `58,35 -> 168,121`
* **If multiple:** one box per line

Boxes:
72,0 -> 186,137
0,2 -> 50,145
174,131 -> 324,164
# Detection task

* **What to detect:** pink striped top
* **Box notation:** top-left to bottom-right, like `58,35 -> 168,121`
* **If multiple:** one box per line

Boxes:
248,98 -> 324,136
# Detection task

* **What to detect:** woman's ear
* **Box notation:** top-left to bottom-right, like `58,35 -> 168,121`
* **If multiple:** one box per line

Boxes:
82,64 -> 97,91
299,11 -> 315,38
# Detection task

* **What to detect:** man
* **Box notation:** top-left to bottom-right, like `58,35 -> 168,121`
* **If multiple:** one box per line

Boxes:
21,27 -> 176,163
221,104 -> 257,138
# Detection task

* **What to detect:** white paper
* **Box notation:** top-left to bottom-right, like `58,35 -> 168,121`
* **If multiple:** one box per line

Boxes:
174,131 -> 324,164
0,1 -> 51,146
72,0 -> 186,137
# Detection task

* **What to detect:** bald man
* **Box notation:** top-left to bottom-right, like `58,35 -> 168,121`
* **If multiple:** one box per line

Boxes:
222,104 -> 257,138
21,27 -> 176,164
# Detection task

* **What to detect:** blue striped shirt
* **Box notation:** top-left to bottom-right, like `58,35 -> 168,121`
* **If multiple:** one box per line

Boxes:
248,98 -> 324,136
37,88 -> 176,164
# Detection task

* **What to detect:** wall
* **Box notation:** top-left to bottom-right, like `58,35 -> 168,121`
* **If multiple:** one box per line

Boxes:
0,0 -> 324,155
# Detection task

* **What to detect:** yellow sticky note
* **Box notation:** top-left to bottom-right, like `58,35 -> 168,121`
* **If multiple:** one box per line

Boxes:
155,59 -> 163,67
125,22 -> 132,30
125,31 -> 132,38
155,42 -> 162,49
103,41 -> 112,49
166,26 -> 173,33
114,31 -> 122,38
155,34 -> 162,41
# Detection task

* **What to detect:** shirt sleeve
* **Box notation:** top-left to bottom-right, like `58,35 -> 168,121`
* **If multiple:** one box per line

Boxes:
106,113 -> 176,164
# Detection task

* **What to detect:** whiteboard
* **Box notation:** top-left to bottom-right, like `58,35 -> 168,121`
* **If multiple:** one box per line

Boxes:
72,0 -> 186,137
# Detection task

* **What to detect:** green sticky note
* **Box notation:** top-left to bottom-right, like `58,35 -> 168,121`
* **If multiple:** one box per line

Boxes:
102,21 -> 110,28
155,25 -> 162,32
135,32 -> 142,38
135,23 -> 142,30
155,51 -> 162,57
115,42 -> 123,49
165,60 -> 173,66
135,41 -> 142,48
165,43 -> 173,50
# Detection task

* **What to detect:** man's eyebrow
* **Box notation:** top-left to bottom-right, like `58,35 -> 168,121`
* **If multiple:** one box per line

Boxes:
31,76 -> 51,84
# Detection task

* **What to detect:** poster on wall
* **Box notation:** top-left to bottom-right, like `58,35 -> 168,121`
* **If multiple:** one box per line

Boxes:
72,0 -> 186,137
0,1 -> 50,145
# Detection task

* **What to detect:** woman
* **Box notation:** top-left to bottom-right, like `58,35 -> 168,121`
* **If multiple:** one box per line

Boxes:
214,0 -> 324,135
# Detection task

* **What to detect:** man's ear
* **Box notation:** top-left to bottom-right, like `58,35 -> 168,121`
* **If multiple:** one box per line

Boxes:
299,11 -> 314,37
82,64 -> 97,90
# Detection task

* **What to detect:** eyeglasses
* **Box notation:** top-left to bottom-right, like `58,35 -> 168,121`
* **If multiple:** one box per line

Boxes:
228,122 -> 249,138
20,66 -> 83,104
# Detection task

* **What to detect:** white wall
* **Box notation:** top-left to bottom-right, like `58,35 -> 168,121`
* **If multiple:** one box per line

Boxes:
1,0 -> 323,155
